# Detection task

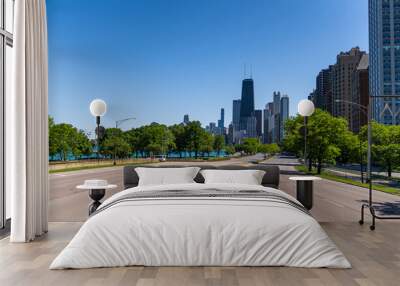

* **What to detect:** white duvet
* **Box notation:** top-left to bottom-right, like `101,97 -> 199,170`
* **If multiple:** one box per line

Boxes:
50,183 -> 351,269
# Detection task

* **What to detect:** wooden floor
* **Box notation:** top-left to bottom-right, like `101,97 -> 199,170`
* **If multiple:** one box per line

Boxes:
2,156 -> 400,285
1,221 -> 400,286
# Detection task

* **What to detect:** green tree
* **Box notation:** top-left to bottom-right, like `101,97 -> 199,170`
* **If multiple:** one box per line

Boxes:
125,127 -> 144,157
234,144 -> 244,153
258,143 -> 280,156
143,123 -> 175,156
336,131 -> 360,164
224,145 -> 235,155
49,123 -> 88,161
100,128 -> 130,160
101,136 -> 131,159
360,122 -> 400,177
213,135 -> 225,156
74,130 -> 92,158
169,124 -> 188,157
185,121 -> 206,158
283,109 -> 351,174
126,123 -> 175,157
48,115 -> 55,129
241,138 -> 260,155
49,116 -> 57,157
200,132 -> 214,157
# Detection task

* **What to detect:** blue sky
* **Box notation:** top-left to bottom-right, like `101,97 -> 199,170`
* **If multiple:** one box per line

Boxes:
47,0 -> 368,133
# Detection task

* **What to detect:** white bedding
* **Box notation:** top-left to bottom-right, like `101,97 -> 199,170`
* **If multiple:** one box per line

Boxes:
50,183 -> 351,269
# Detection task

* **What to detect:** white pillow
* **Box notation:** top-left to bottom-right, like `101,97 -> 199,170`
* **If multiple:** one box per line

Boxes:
135,167 -> 201,186
200,169 -> 265,185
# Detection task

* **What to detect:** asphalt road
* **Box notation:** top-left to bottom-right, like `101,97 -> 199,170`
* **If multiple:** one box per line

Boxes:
49,155 -> 263,221
49,155 -> 400,223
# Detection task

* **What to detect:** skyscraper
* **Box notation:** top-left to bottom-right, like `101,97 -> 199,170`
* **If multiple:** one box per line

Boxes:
245,116 -> 257,138
313,67 -> 333,114
332,47 -> 366,131
217,108 -> 225,130
232,99 -> 241,128
352,54 -> 369,133
227,123 -> 233,144
183,114 -> 189,124
280,95 -> 289,142
239,78 -> 255,130
273,92 -> 281,143
254,109 -> 262,138
263,92 -> 289,144
206,122 -> 217,134
369,0 -> 400,125
263,103 -> 273,143
231,100 -> 242,143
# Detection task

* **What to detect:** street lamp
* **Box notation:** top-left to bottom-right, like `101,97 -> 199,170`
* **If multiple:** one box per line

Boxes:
90,99 -> 107,160
298,99 -> 315,169
113,117 -> 136,165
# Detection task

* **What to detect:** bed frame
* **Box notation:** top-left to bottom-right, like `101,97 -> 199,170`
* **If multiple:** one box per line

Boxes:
123,164 -> 280,189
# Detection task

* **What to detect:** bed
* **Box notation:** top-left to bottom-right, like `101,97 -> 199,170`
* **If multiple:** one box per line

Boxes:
50,165 -> 350,269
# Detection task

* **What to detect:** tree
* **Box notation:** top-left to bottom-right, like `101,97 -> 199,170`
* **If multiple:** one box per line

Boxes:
234,144 -> 244,153
74,130 -> 92,158
336,131 -> 360,164
100,128 -> 130,160
169,124 -> 188,157
360,122 -> 400,177
126,123 -> 175,157
200,132 -> 214,157
185,121 -> 206,158
101,136 -> 131,159
49,115 -> 55,129
224,145 -> 235,155
283,109 -> 351,174
258,143 -> 280,156
213,135 -> 225,156
49,123 -> 88,161
241,138 -> 260,155
49,116 -> 58,157
125,127 -> 144,157
142,123 -> 175,156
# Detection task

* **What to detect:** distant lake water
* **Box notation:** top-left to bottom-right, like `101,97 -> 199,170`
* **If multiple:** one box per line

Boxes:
49,151 -> 227,161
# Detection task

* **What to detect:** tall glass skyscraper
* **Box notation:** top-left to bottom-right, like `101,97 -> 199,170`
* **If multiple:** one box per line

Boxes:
280,95 -> 289,142
254,109 -> 262,138
217,108 -> 225,135
369,0 -> 400,124
232,99 -> 241,127
218,108 -> 224,129
263,92 -> 289,143
239,79 -> 255,129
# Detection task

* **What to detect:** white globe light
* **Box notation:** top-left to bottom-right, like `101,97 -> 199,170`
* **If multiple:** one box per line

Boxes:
298,99 -> 315,116
90,99 -> 107,117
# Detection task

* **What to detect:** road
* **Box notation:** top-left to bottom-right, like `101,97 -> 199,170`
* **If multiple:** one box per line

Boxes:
49,155 -> 263,221
49,155 -> 400,223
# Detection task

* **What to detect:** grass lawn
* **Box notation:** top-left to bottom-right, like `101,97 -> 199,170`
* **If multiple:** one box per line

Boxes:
295,165 -> 400,196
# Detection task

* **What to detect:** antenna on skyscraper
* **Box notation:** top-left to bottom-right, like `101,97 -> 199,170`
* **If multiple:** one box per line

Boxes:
250,64 -> 253,78
243,63 -> 247,78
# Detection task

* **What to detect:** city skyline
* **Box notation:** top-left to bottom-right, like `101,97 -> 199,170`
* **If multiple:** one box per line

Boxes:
47,0 -> 368,132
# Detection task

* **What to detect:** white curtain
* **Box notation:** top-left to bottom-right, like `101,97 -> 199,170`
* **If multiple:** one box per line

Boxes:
7,0 -> 49,242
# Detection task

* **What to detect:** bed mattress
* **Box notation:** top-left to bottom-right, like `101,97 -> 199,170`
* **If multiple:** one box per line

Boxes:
50,183 -> 350,269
